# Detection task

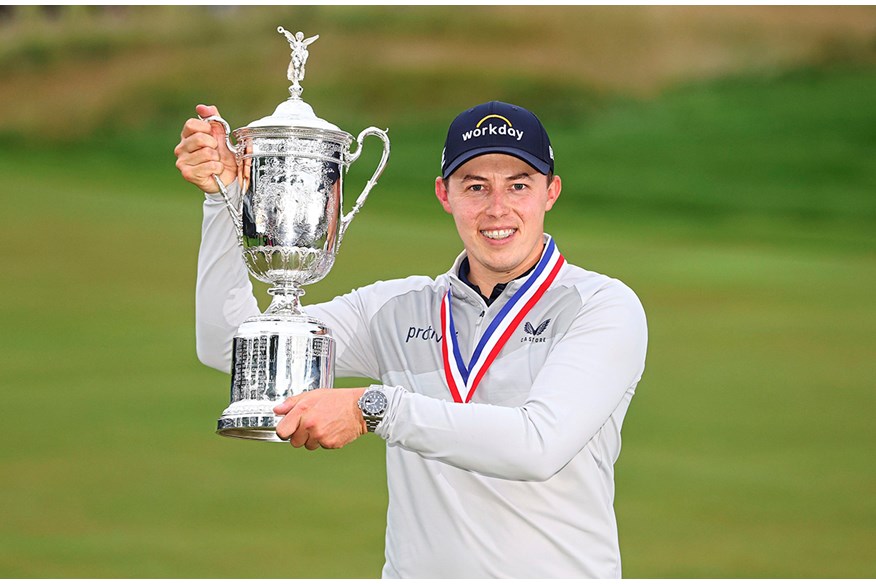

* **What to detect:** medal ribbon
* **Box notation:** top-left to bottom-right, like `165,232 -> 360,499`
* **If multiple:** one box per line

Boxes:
441,238 -> 565,403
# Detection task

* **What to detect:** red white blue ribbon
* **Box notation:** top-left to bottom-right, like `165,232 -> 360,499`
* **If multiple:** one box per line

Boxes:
441,238 -> 565,403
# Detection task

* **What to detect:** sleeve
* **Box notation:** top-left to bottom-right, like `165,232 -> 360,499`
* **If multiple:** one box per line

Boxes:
308,289 -> 382,380
376,281 -> 648,482
195,182 -> 261,373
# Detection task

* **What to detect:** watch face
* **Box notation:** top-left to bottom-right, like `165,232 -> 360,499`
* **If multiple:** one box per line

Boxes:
363,390 -> 388,416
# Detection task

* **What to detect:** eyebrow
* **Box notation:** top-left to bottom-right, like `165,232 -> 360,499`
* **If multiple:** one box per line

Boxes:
460,172 -> 533,182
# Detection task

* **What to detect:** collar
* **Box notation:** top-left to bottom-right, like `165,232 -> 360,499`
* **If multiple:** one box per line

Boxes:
458,257 -> 537,306
449,233 -> 553,307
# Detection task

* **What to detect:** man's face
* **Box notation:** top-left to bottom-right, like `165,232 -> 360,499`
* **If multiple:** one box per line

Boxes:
435,153 -> 562,287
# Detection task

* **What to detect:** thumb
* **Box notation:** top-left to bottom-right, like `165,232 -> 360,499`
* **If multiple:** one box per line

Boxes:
273,396 -> 299,415
195,103 -> 219,119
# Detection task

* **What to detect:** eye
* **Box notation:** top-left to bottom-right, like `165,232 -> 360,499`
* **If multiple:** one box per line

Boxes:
468,184 -> 485,192
511,183 -> 527,191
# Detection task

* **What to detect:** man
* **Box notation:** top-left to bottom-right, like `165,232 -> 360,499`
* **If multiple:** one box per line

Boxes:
174,100 -> 648,578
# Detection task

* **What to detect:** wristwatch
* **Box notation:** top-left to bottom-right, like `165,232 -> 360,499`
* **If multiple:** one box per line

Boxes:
358,385 -> 388,432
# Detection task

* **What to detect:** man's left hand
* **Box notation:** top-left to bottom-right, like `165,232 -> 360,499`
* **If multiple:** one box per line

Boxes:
273,388 -> 368,450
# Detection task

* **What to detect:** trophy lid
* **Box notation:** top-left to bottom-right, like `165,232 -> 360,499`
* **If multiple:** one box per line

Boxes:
244,28 -> 345,135
247,98 -> 343,133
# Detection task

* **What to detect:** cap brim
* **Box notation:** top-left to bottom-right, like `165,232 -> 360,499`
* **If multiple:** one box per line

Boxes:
442,146 -> 552,179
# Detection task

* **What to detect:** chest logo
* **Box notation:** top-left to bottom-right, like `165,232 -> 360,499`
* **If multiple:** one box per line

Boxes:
522,318 -> 551,343
405,325 -> 443,343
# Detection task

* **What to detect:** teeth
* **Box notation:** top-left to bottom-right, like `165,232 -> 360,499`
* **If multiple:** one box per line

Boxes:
481,229 -> 516,240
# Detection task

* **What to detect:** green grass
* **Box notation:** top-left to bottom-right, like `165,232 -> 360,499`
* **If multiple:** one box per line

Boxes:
1,8 -> 875,577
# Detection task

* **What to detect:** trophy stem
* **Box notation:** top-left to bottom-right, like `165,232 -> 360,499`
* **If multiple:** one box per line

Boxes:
265,284 -> 305,315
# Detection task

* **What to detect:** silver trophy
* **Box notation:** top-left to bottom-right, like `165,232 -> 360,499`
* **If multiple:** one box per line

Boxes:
203,28 -> 390,441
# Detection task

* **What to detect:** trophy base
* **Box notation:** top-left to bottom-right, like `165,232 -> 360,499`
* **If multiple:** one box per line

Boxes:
217,401 -> 285,441
217,312 -> 334,442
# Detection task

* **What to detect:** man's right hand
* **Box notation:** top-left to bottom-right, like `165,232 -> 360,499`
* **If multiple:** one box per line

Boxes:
174,104 -> 237,194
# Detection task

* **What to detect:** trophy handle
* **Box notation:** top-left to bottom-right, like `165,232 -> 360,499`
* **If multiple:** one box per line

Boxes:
199,114 -> 244,240
340,127 -> 390,242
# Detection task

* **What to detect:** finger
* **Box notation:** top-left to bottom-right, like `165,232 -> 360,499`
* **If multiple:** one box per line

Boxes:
180,117 -> 214,140
173,137 -> 200,161
174,146 -> 225,182
275,408 -> 302,441
176,160 -> 226,188
305,436 -> 321,451
177,130 -> 219,154
177,145 -> 221,168
290,427 -> 310,449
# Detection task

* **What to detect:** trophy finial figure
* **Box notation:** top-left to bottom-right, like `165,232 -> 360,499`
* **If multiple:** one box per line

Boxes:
278,27 -> 319,99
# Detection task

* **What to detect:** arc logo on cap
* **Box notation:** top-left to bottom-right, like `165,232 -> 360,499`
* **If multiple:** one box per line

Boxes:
461,114 -> 524,142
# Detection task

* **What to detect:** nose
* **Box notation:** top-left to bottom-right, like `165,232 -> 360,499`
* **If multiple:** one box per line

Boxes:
485,192 -> 510,217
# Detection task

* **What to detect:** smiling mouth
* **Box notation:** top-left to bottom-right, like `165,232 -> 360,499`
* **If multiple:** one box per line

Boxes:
480,228 -> 517,240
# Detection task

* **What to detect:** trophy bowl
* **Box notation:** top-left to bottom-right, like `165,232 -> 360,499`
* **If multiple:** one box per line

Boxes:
232,125 -> 349,287
202,28 -> 390,441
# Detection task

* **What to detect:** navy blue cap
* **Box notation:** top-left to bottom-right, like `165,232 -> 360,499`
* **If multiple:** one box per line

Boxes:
441,101 -> 554,179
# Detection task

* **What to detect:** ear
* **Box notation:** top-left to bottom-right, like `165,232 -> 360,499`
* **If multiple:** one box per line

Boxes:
544,175 -> 562,211
434,176 -> 453,214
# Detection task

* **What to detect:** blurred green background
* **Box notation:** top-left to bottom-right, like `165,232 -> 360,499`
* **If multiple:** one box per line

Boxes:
1,5 -> 874,578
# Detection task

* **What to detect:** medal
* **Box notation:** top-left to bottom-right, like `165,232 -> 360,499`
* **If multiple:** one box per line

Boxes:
441,238 -> 565,403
